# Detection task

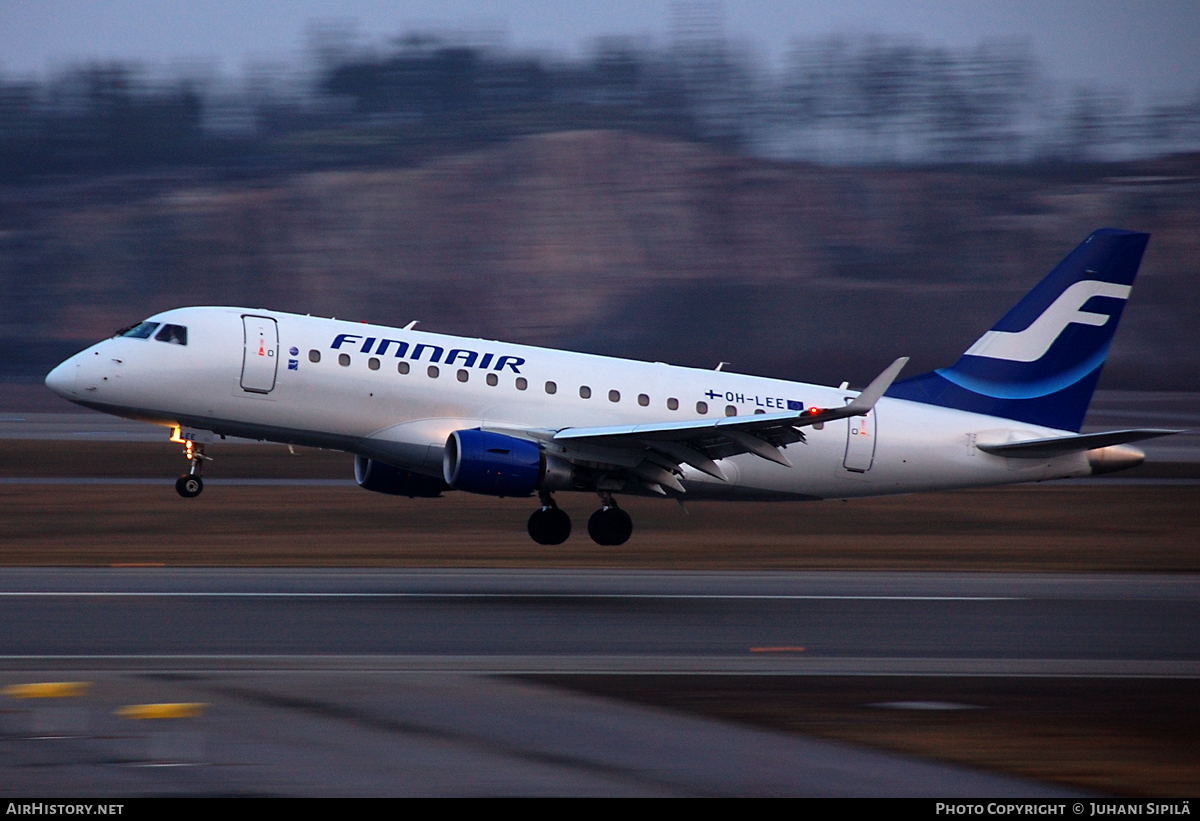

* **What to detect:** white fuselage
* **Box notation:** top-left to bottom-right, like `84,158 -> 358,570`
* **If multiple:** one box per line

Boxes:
45,306 -> 1094,499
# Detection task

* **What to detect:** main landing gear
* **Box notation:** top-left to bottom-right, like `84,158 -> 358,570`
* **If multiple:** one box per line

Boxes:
527,492 -> 571,545
175,439 -> 210,498
587,495 -> 633,546
526,492 -> 635,546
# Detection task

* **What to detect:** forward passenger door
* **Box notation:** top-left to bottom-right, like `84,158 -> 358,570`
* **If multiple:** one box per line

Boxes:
240,315 -> 279,394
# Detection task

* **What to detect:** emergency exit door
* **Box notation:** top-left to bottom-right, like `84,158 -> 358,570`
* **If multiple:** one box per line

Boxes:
240,315 -> 279,394
843,406 -> 877,472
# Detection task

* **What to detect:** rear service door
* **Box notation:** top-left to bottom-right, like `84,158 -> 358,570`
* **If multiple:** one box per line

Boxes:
843,406 -> 877,472
240,315 -> 279,393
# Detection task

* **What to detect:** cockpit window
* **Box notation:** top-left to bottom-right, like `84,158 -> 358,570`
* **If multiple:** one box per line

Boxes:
116,321 -> 160,339
154,324 -> 188,345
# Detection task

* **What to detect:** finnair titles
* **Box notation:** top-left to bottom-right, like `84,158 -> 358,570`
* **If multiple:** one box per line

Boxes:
46,229 -> 1179,546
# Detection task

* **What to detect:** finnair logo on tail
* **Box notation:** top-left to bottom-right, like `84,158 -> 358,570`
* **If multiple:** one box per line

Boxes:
964,280 -> 1132,363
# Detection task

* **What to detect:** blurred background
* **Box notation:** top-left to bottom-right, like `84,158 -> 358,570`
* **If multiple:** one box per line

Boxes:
1,0 -> 1198,392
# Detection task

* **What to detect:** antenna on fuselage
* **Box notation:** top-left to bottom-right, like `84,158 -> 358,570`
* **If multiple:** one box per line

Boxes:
715,361 -> 729,371
404,320 -> 419,330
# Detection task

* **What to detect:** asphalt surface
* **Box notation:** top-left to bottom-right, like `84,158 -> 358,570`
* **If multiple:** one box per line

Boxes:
2,569 -> 1197,674
1,670 -> 1083,797
3,569 -> 1136,797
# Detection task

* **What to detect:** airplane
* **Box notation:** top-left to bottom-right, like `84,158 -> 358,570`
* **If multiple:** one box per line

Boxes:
44,228 -> 1179,546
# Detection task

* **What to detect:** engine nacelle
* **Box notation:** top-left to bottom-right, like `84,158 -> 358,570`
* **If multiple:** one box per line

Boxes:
443,429 -> 571,497
354,455 -> 447,497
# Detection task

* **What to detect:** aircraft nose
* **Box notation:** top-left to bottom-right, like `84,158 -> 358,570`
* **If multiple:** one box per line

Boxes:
44,357 -> 78,398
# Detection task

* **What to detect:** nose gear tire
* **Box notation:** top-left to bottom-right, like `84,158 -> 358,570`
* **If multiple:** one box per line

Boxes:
176,475 -> 203,498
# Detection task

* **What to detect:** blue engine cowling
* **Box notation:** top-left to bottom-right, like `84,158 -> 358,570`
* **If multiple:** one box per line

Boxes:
354,455 -> 447,498
443,429 -> 545,497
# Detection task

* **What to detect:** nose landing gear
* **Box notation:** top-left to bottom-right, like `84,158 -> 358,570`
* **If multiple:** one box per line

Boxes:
527,492 -> 572,545
175,439 -> 210,498
587,495 -> 633,546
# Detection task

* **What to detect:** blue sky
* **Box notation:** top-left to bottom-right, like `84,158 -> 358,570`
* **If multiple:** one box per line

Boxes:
2,1 -> 1198,102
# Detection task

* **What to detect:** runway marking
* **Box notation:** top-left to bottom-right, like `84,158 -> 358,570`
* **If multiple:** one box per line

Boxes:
0,592 -> 1022,601
116,702 -> 207,719
3,681 -> 91,698
750,646 -> 806,653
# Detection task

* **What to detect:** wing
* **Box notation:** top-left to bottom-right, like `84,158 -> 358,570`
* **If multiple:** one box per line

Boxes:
488,357 -> 908,495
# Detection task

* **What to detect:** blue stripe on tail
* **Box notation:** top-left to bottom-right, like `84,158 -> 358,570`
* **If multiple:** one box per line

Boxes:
885,229 -> 1149,432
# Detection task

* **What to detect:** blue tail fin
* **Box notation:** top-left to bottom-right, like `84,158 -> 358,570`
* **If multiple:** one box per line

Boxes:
885,228 -> 1149,432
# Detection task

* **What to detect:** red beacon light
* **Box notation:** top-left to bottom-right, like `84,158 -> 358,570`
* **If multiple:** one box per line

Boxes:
806,405 -> 826,431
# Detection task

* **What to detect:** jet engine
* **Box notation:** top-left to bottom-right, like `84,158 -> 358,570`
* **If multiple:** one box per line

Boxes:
354,455 -> 447,497
443,429 -> 572,497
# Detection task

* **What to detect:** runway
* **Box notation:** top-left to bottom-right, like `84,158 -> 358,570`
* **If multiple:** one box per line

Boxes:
2,569 -> 1197,673
7,569 -> 1147,797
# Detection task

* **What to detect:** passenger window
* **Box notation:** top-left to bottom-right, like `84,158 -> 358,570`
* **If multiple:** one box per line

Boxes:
579,386 -> 591,399
338,354 -> 351,367
638,394 -> 649,407
368,357 -> 380,371
117,321 -> 159,339
696,401 -> 708,414
725,405 -> 737,417
667,398 -> 679,411
457,369 -> 469,383
309,350 -> 321,363
154,324 -> 187,345
545,381 -> 557,394
516,377 -> 528,391
609,390 -> 620,403
754,408 -> 765,415
398,361 -> 410,374
428,365 -> 440,378
486,373 -> 498,387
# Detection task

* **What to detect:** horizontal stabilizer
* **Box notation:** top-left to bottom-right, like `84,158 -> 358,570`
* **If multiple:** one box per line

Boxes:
976,428 -> 1181,459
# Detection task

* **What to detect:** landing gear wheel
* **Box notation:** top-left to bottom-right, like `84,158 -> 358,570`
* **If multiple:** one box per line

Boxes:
176,474 -> 203,498
528,506 -> 572,545
174,435 -> 210,498
588,505 -> 633,546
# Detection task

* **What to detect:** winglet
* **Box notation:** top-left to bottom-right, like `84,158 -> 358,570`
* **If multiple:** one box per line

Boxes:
791,357 -> 908,428
846,357 -> 909,414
